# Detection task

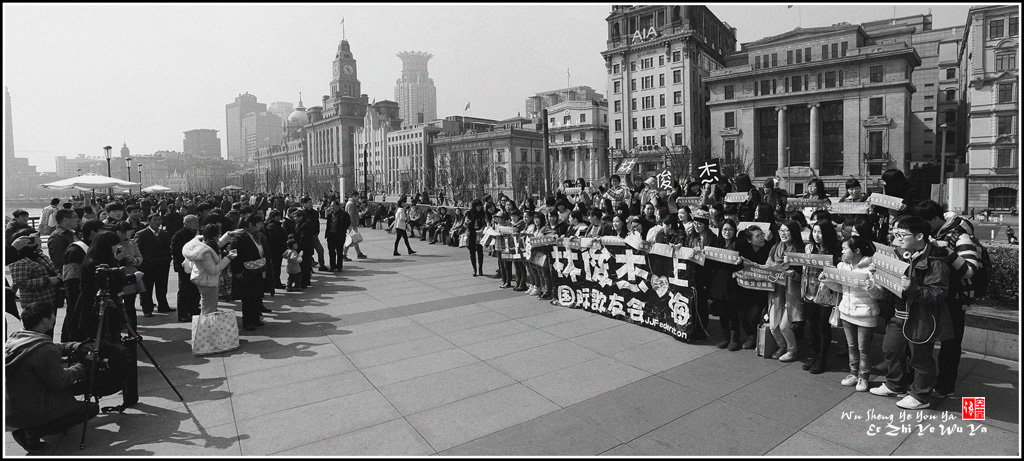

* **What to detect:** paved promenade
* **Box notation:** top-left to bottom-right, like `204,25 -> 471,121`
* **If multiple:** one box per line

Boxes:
5,226 -> 1019,456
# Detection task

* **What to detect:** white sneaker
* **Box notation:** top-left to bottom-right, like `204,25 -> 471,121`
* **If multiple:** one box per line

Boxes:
841,374 -> 858,387
526,286 -> 537,295
896,394 -> 930,410
779,350 -> 798,362
870,382 -> 903,397
856,378 -> 869,392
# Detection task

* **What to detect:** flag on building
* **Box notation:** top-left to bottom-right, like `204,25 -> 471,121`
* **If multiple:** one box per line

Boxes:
465,102 -> 470,111
567,68 -> 570,77
787,5 -> 793,8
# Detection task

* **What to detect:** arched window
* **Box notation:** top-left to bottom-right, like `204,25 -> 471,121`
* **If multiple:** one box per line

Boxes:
988,187 -> 1018,210
612,23 -> 620,37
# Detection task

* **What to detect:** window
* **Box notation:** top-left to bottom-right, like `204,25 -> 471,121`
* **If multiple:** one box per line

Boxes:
580,113 -> 586,123
998,83 -> 1014,103
614,119 -> 622,131
945,111 -> 956,124
614,100 -> 621,112
869,131 -> 883,156
1011,16 -> 1018,36
869,97 -> 883,116
796,48 -> 803,63
787,50 -> 793,64
792,75 -> 802,92
822,45 -> 829,60
817,73 -> 822,89
996,150 -> 1014,168
989,187 -> 1017,209
924,95 -> 934,99
660,114 -> 666,127
659,55 -> 664,66
760,80 -> 772,95
615,138 -> 622,149
659,94 -> 666,107
673,70 -> 681,83
631,98 -> 636,111
754,55 -> 761,69
614,81 -> 621,94
841,41 -> 848,57
631,118 -> 637,130
724,140 -> 735,162
613,64 -> 620,74
924,106 -> 933,111
550,117 -> 555,125
805,47 -> 812,62
630,61 -> 636,71
772,53 -> 778,67
996,54 -> 1016,71
659,73 -> 665,86
674,112 -> 683,125
630,79 -> 636,91
831,43 -> 839,59
724,85 -> 734,100
945,89 -> 956,101
725,111 -> 735,128
643,76 -> 654,89
946,68 -> 956,79
998,116 -> 1013,135
660,135 -> 666,146
564,115 -> 571,124
674,133 -> 683,145
632,137 -> 637,148
825,71 -> 837,88
674,91 -> 682,104
563,133 -> 571,142
990,19 -> 1004,38
870,65 -> 883,83
672,50 -> 681,62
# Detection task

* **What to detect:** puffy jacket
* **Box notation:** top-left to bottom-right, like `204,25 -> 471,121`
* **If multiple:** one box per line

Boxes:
182,236 -> 231,287
4,330 -> 87,428
828,256 -> 886,326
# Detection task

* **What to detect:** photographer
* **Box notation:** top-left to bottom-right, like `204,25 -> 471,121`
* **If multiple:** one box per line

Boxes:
8,229 -> 63,337
5,301 -> 99,453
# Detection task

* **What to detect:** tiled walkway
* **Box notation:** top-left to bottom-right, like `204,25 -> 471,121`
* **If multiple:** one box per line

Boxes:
4,226 -> 1020,456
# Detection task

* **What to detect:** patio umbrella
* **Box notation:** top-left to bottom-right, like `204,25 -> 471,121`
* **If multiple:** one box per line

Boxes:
142,185 -> 172,193
221,185 -> 243,191
41,173 -> 140,190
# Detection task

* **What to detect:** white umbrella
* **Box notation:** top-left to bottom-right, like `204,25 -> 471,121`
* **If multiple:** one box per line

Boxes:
141,185 -> 172,193
41,173 -> 140,190
221,185 -> 243,191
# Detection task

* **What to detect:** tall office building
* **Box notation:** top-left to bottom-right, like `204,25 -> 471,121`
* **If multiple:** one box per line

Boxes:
242,111 -> 283,161
394,51 -> 436,126
225,92 -> 266,161
183,129 -> 222,158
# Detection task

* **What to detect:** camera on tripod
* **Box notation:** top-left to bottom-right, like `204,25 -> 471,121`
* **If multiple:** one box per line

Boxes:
94,264 -> 145,296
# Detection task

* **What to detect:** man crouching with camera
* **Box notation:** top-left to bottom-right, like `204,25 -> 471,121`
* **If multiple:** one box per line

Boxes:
5,301 -> 100,452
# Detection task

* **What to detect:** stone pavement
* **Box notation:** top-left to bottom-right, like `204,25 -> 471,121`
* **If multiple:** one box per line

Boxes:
4,226 -> 1020,456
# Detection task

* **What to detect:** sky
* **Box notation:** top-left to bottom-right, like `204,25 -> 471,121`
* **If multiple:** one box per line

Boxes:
3,2 -> 979,172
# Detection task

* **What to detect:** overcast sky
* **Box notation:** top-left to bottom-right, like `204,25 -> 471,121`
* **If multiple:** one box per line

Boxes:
4,2 -> 978,172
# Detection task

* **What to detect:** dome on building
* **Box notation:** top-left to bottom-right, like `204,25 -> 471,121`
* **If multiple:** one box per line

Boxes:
287,108 -> 308,125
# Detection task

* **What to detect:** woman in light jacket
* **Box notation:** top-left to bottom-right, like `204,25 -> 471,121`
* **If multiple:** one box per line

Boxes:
819,235 -> 886,392
183,224 -> 237,315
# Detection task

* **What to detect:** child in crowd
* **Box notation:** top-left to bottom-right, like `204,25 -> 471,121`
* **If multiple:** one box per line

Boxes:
283,237 -> 303,292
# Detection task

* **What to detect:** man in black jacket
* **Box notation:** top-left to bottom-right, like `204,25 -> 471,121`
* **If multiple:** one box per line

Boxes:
324,201 -> 350,272
231,216 -> 267,331
293,210 -> 316,288
134,213 -> 174,316
264,210 -> 288,289
171,215 -> 200,322
162,204 -> 184,237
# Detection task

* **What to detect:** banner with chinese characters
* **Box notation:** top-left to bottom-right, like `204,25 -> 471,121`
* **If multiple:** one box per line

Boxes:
724,192 -> 747,203
829,202 -> 871,214
702,246 -> 742,265
547,238 -> 699,342
870,268 -> 904,298
655,169 -> 675,192
867,193 -> 905,210
783,252 -> 835,268
674,196 -> 703,207
738,221 -> 771,234
501,233 -> 527,260
873,242 -> 899,259
821,267 -> 870,286
786,198 -> 830,211
871,252 -> 909,298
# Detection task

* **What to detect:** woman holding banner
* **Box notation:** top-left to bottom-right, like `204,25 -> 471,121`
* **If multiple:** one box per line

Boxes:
799,219 -> 842,374
767,220 -> 805,362
709,220 -> 745,350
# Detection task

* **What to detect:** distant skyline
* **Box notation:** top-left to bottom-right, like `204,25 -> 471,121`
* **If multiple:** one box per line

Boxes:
3,3 -> 980,172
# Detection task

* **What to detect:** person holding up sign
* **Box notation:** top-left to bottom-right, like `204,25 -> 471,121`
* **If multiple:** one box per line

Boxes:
818,235 -> 886,392
709,220 -> 745,351
766,221 -> 805,363
868,216 -> 953,411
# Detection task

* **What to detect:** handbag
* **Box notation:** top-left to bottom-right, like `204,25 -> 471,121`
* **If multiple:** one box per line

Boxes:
191,309 -> 240,356
345,228 -> 364,246
756,323 -> 778,358
812,282 -> 841,307
243,258 -> 266,271
458,233 -> 469,248
828,307 -> 841,327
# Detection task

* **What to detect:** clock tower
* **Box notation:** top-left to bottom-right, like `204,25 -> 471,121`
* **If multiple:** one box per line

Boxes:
331,40 -> 360,99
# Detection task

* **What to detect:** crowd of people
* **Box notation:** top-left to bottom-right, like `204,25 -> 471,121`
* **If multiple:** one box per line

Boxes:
0,166 -> 997,450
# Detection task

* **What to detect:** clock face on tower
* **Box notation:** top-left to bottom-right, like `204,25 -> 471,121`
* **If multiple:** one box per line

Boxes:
343,64 -> 354,76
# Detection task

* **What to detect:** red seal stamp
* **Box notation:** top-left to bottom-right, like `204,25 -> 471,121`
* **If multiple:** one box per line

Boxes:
962,397 -> 985,420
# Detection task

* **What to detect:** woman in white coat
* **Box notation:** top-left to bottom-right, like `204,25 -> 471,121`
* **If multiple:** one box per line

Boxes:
183,224 -> 237,315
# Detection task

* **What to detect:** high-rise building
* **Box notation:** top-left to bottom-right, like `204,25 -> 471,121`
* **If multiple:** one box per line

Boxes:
354,101 -> 403,195
225,92 -> 266,161
5,87 -> 40,198
305,39 -> 369,194
958,5 -> 1019,213
395,51 -> 437,126
525,86 -> 604,120
267,101 -> 295,127
183,129 -> 222,158
707,22 -> 921,194
241,111 -> 283,161
603,6 -> 737,180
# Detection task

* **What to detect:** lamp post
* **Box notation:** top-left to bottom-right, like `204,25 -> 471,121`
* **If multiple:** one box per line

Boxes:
938,123 -> 950,205
125,156 -> 133,195
138,163 -> 143,190
104,145 -> 113,195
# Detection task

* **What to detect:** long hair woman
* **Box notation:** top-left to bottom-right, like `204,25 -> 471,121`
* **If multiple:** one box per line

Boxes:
709,219 -> 745,350
767,220 -> 806,362
800,219 -> 842,373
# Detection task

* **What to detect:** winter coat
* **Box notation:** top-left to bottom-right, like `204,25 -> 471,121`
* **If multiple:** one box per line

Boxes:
895,242 -> 955,343
4,330 -> 87,428
708,238 -> 742,301
182,236 -> 231,287
825,256 -> 886,327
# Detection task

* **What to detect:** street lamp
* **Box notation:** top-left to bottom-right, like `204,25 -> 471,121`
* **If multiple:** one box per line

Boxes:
104,145 -> 113,195
125,156 -> 133,195
138,163 -> 143,190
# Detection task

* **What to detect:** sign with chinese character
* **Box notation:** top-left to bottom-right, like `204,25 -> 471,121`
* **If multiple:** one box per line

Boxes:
724,192 -> 747,203
702,246 -> 742,264
615,158 -> 637,174
655,169 -> 675,191
871,269 -> 904,298
501,233 -> 527,260
736,277 -> 775,291
673,245 -> 705,266
867,193 -> 906,211
564,186 -> 582,196
873,252 -> 910,277
821,267 -> 870,286
675,196 -> 703,207
872,241 -> 899,260
829,202 -> 871,214
495,225 -> 515,235
695,159 -> 722,184
786,198 -> 830,211
783,253 -> 835,268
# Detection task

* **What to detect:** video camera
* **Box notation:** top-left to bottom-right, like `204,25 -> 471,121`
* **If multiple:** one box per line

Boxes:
68,339 -> 132,398
94,264 -> 145,296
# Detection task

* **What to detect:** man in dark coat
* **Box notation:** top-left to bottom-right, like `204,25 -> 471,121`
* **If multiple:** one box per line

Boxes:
264,210 -> 288,289
293,210 -> 316,289
171,215 -> 201,322
324,201 -> 351,272
134,213 -> 174,316
162,204 -> 184,237
230,216 -> 267,331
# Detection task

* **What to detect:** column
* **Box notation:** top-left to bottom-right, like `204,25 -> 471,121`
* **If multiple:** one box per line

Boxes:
574,147 -> 582,181
776,106 -> 788,171
808,103 -> 820,170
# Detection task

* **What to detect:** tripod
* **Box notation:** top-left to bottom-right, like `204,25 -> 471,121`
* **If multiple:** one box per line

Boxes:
79,285 -> 184,450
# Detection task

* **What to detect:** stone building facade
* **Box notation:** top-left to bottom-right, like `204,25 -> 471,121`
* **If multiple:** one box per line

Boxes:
431,127 -> 545,203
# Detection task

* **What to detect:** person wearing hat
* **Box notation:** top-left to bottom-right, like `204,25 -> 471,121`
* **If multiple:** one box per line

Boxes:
688,208 -> 717,250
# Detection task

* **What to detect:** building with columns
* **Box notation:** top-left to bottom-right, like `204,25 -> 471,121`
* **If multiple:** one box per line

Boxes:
395,51 -> 437,125
305,39 -> 369,195
525,86 -> 604,120
707,23 -> 921,194
958,5 -> 1019,213
545,98 -> 610,186
602,5 -> 737,181
431,127 -> 545,203
353,101 -> 403,196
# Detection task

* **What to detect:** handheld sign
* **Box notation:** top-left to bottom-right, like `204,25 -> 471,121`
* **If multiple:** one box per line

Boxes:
702,246 -> 742,264
600,236 -> 626,247
829,202 -> 871,214
529,235 -> 558,248
873,252 -> 910,277
496,225 -> 515,235
737,277 -> 775,291
867,193 -> 905,211
564,186 -> 582,196
873,242 -> 898,259
821,267 -> 870,286
786,198 -> 830,210
871,269 -> 905,298
724,192 -> 747,203
784,253 -> 835,268
655,169 -> 675,191
649,243 -> 674,258
695,159 -> 722,184
738,221 -> 771,234
675,196 -> 702,207
674,246 -> 706,266
737,264 -> 787,284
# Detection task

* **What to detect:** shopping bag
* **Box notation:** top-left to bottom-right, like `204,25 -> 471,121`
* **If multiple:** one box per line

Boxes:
480,233 -> 496,248
828,307 -> 841,327
345,228 -> 364,247
756,324 -> 778,358
191,309 -> 240,356
458,233 -> 469,248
